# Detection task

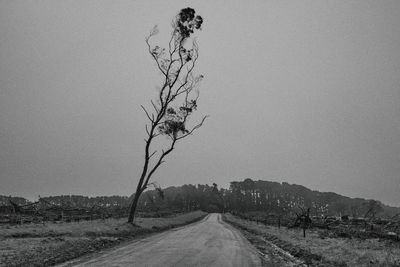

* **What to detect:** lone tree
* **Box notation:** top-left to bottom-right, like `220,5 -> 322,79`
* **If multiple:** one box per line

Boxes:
128,8 -> 206,223
292,206 -> 312,237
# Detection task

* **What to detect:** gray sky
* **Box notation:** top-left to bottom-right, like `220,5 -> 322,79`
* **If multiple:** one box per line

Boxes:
1,0 -> 399,206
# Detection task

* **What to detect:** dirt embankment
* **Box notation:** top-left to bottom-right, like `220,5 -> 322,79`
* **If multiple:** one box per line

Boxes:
0,211 -> 207,267
223,214 -> 400,267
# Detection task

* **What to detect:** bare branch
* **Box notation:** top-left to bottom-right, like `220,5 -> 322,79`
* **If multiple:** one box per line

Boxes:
141,105 -> 154,123
176,115 -> 208,141
172,45 -> 200,98
143,138 -> 177,189
150,100 -> 159,113
145,35 -> 167,76
148,150 -> 157,159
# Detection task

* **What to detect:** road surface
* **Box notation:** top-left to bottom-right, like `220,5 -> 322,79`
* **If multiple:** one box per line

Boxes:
60,213 -> 262,267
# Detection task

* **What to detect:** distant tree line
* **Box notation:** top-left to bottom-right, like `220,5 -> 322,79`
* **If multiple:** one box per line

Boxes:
0,195 -> 129,209
40,195 -> 130,208
2,178 -> 399,218
221,179 -> 393,218
0,196 -> 30,206
135,179 -> 398,218
136,183 -> 223,214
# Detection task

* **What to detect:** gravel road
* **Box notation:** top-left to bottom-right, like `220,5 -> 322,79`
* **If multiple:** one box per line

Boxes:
59,213 -> 262,267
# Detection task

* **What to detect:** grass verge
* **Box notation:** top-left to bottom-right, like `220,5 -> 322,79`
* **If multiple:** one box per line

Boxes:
223,213 -> 400,267
0,211 -> 207,267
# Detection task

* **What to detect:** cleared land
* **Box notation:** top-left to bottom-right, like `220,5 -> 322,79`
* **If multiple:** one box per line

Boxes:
0,211 -> 206,267
223,213 -> 400,267
58,213 -> 262,267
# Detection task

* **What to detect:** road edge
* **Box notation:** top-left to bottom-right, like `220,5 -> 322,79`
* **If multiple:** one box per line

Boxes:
221,213 -> 307,267
53,212 -> 209,267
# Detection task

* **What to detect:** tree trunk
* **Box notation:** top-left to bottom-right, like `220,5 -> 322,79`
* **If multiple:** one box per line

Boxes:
128,189 -> 142,223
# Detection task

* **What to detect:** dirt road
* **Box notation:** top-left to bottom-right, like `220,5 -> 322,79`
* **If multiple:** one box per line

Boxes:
59,213 -> 262,267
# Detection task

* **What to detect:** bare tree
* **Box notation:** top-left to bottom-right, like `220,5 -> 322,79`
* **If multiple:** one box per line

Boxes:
128,8 -> 206,223
292,206 -> 312,237
363,200 -> 383,220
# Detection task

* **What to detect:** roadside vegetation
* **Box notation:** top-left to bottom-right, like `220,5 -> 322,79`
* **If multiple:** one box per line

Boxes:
1,178 -> 399,266
0,211 -> 206,267
224,213 -> 400,267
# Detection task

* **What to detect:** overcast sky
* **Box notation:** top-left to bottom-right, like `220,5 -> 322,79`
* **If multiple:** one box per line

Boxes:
1,0 -> 399,206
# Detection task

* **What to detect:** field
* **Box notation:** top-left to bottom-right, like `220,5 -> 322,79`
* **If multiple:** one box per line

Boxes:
223,213 -> 400,267
0,211 -> 207,267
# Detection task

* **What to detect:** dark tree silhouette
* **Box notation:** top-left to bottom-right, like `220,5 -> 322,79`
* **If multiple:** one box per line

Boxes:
292,206 -> 312,237
128,8 -> 206,223
363,200 -> 383,220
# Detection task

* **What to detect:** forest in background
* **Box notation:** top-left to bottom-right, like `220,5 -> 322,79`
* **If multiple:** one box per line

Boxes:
2,178 -> 399,219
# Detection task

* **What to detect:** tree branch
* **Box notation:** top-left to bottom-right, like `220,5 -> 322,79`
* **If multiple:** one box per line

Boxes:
145,35 -> 167,76
176,115 -> 208,140
141,105 -> 154,123
150,100 -> 159,113
142,138 -> 177,189
148,150 -> 157,159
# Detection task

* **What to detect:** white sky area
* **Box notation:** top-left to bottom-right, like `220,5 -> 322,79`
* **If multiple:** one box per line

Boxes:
1,1 -> 399,206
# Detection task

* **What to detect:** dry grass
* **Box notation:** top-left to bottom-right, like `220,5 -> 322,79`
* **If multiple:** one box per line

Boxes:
224,214 -> 400,267
0,211 -> 207,267
0,211 -> 206,238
